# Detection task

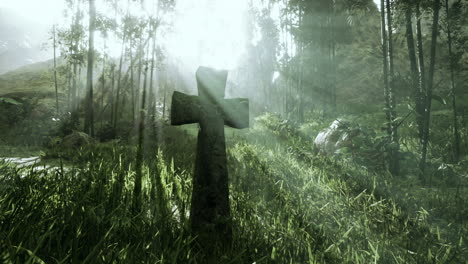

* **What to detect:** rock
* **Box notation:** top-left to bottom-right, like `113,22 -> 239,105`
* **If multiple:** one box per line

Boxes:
2,156 -> 40,167
314,119 -> 360,154
61,131 -> 95,149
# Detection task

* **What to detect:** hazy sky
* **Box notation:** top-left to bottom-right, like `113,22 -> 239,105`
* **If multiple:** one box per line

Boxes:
0,0 -> 380,70
0,0 -> 65,26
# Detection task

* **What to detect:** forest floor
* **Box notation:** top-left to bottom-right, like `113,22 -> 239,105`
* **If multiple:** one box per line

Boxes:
0,111 -> 467,263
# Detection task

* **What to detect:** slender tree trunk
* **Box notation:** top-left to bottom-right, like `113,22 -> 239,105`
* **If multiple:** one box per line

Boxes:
67,63 -> 71,110
133,41 -> 150,213
72,62 -> 78,111
70,0 -> 80,113
101,41 -> 106,113
445,0 -> 461,162
84,0 -> 96,136
380,0 -> 391,135
297,4 -> 304,122
53,24 -> 59,116
136,32 -> 144,121
110,64 -> 115,125
130,38 -> 136,122
386,0 -> 399,175
149,29 -> 157,120
78,66 -> 83,100
405,5 -> 422,137
420,0 -> 441,176
416,3 -> 426,141
100,42 -> 106,128
330,1 -> 337,114
162,79 -> 167,119
113,31 -> 127,128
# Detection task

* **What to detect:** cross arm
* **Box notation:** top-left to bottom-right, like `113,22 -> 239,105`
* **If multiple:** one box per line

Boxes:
171,91 -> 200,125
222,98 -> 249,129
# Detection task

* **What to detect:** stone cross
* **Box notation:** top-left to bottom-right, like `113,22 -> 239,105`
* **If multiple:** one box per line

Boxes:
171,66 -> 249,252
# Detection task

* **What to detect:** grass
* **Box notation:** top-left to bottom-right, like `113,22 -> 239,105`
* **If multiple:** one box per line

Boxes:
0,60 -> 58,97
0,113 -> 467,263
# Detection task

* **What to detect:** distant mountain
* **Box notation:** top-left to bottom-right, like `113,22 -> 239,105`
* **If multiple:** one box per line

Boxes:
0,8 -> 51,74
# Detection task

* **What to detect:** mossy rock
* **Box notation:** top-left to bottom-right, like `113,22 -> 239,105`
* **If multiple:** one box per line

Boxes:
62,131 -> 95,149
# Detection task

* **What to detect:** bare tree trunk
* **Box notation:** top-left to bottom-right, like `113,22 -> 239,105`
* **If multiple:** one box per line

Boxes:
386,0 -> 399,175
53,24 -> 59,116
405,5 -> 422,137
110,64 -> 115,125
420,0 -> 441,176
67,63 -> 71,110
70,2 -> 80,113
380,0 -> 391,135
72,62 -> 78,111
297,3 -> 304,122
445,0 -> 461,162
101,41 -> 106,112
415,3 -> 426,141
133,45 -> 149,213
149,30 -> 157,120
84,0 -> 96,137
330,1 -> 337,114
113,31 -> 127,128
162,80 -> 167,119
130,38 -> 136,123
136,31 -> 144,121
100,41 -> 106,128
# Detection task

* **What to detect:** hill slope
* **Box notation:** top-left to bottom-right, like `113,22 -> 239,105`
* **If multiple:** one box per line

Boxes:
0,59 -> 56,97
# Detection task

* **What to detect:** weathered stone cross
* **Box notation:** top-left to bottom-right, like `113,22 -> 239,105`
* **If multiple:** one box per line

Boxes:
171,66 -> 249,251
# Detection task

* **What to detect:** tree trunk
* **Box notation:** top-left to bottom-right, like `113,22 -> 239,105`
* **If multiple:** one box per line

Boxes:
67,63 -> 71,110
84,0 -> 96,136
113,31 -> 127,128
420,0 -> 441,176
297,4 -> 304,123
133,48 -> 149,214
70,0 -> 80,113
110,64 -> 115,126
101,41 -> 106,114
415,3 -> 426,141
445,0 -> 461,162
130,38 -> 136,123
380,0 -> 391,137
72,62 -> 78,112
330,1 -> 337,115
149,29 -> 157,120
53,24 -> 59,116
405,5 -> 422,138
162,80 -> 167,119
386,0 -> 399,175
136,32 -> 144,121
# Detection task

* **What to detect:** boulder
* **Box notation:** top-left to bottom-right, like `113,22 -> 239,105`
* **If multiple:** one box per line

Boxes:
314,119 -> 360,154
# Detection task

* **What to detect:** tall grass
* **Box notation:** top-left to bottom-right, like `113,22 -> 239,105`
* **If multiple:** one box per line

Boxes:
0,114 -> 466,263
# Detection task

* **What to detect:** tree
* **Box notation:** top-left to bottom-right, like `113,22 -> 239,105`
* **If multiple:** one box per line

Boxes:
444,0 -> 461,162
380,0 -> 399,175
386,0 -> 399,175
415,1 -> 427,141
404,1 -> 424,140
84,0 -> 96,137
420,0 -> 441,176
52,24 -> 60,116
